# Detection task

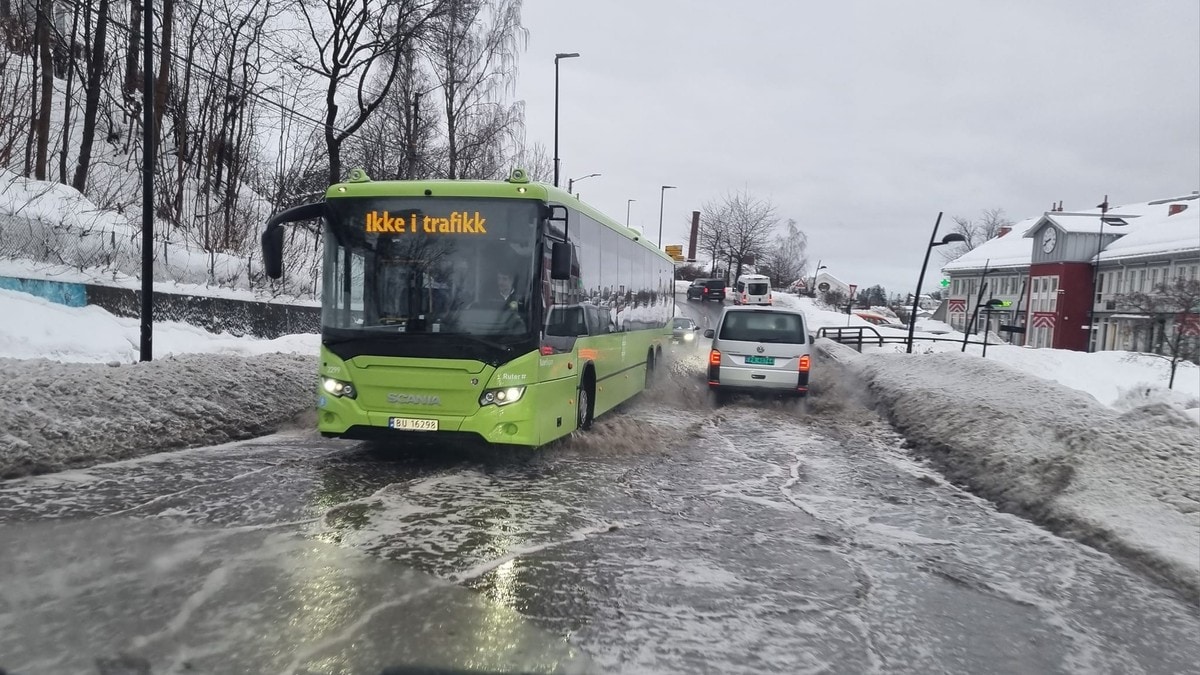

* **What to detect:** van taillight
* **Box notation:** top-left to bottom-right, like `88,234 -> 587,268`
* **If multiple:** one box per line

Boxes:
709,349 -> 721,366
798,355 -> 810,372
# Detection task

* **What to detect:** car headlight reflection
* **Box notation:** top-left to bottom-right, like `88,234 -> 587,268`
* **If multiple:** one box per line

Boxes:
322,377 -> 357,399
479,386 -> 526,407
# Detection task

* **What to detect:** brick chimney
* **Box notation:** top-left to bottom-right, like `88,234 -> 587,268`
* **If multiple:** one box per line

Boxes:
997,226 -> 1012,237
1169,203 -> 1189,216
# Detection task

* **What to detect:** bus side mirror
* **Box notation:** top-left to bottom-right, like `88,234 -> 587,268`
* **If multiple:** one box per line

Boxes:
262,201 -> 326,280
551,241 -> 572,280
262,225 -> 285,279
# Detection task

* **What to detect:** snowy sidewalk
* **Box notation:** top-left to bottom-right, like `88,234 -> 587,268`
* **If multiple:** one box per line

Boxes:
816,339 -> 1200,602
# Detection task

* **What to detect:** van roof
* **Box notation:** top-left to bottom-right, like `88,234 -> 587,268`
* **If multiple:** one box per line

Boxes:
737,273 -> 769,279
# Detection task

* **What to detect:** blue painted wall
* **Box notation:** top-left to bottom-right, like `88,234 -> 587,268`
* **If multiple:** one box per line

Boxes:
0,276 -> 88,307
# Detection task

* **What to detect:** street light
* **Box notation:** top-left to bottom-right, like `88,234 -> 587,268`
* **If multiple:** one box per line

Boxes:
1088,195 -> 1129,352
552,52 -> 580,188
961,264 -> 1001,353
626,199 -> 636,228
567,172 -> 600,196
657,185 -> 676,247
810,260 -> 827,295
980,299 -> 1005,358
907,212 -> 965,354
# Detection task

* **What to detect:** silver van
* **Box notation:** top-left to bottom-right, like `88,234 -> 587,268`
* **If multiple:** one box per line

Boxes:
703,307 -> 810,400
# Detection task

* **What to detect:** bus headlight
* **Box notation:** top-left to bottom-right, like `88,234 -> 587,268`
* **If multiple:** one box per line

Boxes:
479,386 -> 525,406
322,377 -> 357,399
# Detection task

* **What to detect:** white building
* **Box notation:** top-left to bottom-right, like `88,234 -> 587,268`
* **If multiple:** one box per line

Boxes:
812,271 -> 852,297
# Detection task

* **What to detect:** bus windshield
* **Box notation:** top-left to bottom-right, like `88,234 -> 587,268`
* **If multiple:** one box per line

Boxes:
321,197 -> 540,340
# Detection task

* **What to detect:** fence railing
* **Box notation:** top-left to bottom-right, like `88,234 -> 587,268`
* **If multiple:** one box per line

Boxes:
815,325 -> 1006,354
0,211 -> 322,301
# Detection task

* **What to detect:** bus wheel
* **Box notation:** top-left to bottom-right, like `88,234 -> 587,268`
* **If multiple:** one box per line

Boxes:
577,372 -> 595,431
645,350 -> 656,388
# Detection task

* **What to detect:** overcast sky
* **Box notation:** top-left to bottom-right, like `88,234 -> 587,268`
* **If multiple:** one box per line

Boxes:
511,0 -> 1200,295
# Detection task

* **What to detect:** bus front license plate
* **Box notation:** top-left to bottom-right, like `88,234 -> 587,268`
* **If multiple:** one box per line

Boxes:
390,418 -> 438,431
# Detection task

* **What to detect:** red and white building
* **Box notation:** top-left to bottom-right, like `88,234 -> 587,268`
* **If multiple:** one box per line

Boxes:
942,192 -> 1199,352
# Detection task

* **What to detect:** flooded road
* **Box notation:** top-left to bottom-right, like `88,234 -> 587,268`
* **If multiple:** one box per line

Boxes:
1,300 -> 1197,674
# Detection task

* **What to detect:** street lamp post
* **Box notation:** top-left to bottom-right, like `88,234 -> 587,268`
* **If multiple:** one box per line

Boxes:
961,264 -> 1000,353
657,185 -> 676,247
567,172 -> 600,197
1087,197 -> 1129,353
1088,196 -> 1109,353
906,212 -> 965,354
980,299 -> 1004,358
810,260 -> 826,295
626,199 -> 635,228
552,52 -> 580,188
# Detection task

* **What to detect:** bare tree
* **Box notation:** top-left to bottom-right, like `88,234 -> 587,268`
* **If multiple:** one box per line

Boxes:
32,0 -> 52,179
55,0 -> 83,183
941,207 -> 1014,261
1116,276 -> 1200,389
296,0 -> 446,185
759,218 -> 807,287
0,26 -> 34,168
510,139 -> 551,181
698,190 -> 778,283
71,0 -> 111,192
426,0 -> 525,179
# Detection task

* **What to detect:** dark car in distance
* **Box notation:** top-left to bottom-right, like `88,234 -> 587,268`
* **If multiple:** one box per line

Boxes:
687,278 -> 727,302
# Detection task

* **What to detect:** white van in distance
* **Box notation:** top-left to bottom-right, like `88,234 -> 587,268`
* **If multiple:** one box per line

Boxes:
734,274 -> 772,305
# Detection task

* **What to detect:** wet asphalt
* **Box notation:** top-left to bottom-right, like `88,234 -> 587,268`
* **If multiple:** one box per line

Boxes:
0,296 -> 1197,675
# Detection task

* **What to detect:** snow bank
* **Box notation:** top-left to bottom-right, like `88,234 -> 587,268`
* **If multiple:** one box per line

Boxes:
1,288 -> 318,363
829,347 -> 1200,601
0,353 -> 316,479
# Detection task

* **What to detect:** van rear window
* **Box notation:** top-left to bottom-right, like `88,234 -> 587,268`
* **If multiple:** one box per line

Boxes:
719,312 -> 806,343
747,282 -> 769,295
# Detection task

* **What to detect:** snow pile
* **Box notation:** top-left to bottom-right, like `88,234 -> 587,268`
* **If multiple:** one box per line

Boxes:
0,352 -> 316,479
830,346 -> 1200,600
1,289 -> 318,363
0,287 -> 318,478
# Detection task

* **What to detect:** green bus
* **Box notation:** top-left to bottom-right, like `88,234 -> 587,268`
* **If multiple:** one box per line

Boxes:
261,168 -> 675,447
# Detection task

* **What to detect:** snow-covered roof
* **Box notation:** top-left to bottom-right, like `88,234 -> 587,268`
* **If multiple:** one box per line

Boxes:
1022,192 -> 1199,236
941,216 -> 1036,272
1094,210 -> 1200,262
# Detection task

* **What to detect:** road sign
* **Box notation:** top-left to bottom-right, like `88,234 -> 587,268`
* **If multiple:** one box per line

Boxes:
848,284 -> 858,297
664,245 -> 684,262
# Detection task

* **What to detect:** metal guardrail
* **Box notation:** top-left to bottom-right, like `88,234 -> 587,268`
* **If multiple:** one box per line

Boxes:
815,325 -> 1004,354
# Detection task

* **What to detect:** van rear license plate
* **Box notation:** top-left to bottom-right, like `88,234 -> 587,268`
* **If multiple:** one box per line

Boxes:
390,418 -> 438,431
745,355 -> 775,365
